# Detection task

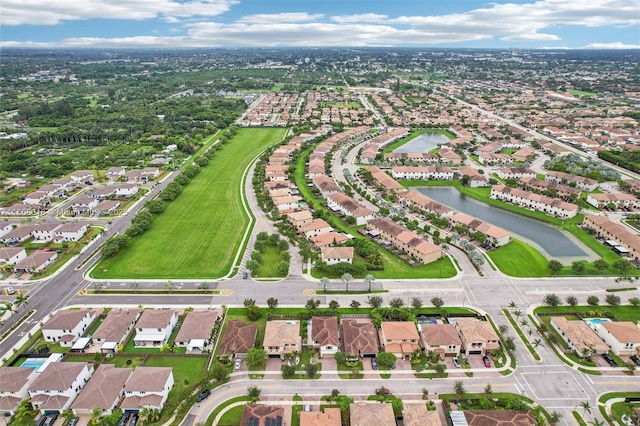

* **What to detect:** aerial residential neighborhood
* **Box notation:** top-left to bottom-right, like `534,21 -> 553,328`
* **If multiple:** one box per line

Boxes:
1,30 -> 640,426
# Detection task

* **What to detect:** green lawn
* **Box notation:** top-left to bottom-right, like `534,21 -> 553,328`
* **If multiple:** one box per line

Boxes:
535,305 -> 640,323
488,240 -> 550,277
218,406 -> 244,425
93,128 -> 286,279
253,243 -> 286,278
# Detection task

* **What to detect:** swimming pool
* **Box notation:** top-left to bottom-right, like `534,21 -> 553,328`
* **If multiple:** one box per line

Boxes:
20,358 -> 46,369
583,318 -> 611,329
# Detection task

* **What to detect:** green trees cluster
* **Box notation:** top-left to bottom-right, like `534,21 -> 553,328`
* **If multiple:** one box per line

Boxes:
246,232 -> 290,276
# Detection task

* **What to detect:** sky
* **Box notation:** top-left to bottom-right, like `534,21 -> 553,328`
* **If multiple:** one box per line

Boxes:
1,0 -> 639,49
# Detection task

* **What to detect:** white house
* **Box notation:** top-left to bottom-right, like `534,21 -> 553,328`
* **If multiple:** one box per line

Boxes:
28,362 -> 94,414
320,246 -> 354,265
391,166 -> 454,181
133,310 -> 179,347
14,251 -> 58,274
496,167 -> 536,180
303,219 -> 332,239
70,171 -> 94,184
114,184 -> 139,198
141,167 -> 160,181
93,308 -> 141,353
326,193 -> 374,225
119,367 -> 174,412
106,167 -> 126,181
71,197 -> 99,214
0,367 -> 38,415
71,365 -> 132,415
54,223 -> 88,243
31,224 -> 60,243
42,309 -> 97,347
0,223 -> 13,238
0,225 -> 36,245
596,322 -> 640,356
0,247 -> 27,266
272,195 -> 301,211
310,316 -> 340,358
550,317 -> 609,357
23,191 -> 50,206
174,309 -> 222,353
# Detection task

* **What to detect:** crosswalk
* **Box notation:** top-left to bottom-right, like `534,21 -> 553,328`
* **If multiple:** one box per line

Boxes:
302,289 -> 317,296
218,289 -> 233,296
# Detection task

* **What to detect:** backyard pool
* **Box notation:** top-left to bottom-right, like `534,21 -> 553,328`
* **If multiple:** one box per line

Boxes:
583,317 -> 611,330
20,358 -> 47,369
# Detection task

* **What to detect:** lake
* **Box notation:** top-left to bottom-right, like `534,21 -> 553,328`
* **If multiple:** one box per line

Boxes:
393,133 -> 449,153
415,186 -> 592,259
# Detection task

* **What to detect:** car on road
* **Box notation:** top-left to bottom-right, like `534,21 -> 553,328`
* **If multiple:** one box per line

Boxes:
453,357 -> 461,368
483,356 -> 491,368
235,359 -> 242,370
630,355 -> 640,366
6,286 -> 15,295
196,389 -> 211,402
371,358 -> 378,370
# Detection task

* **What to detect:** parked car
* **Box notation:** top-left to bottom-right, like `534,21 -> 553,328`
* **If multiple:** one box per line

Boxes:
196,389 -> 211,402
6,286 -> 15,295
602,353 -> 617,367
68,418 -> 79,426
453,357 -> 461,368
630,355 -> 640,366
371,358 -> 378,370
235,359 -> 242,370
483,356 -> 491,368
129,414 -> 138,426
117,413 -> 130,426
43,414 -> 58,426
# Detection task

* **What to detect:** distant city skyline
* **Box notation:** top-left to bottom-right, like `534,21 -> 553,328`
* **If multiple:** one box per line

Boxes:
1,0 -> 639,49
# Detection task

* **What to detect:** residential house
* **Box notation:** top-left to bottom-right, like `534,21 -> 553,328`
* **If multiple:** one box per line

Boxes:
106,167 -> 126,180
478,153 -> 512,166
95,200 -> 121,216
14,251 -> 58,274
93,309 -> 141,353
23,191 -> 51,207
320,246 -> 354,265
119,367 -> 174,412
0,225 -> 36,245
70,171 -> 94,184
545,171 -> 598,192
326,193 -> 374,225
310,316 -> 340,358
449,213 -> 511,247
519,177 -> 581,200
438,148 -> 462,165
124,170 -> 142,183
71,197 -> 99,215
174,309 -> 222,353
586,193 -> 639,210
463,410 -> 538,426
350,402 -> 395,426
0,204 -> 39,216
596,322 -> 640,356
299,408 -> 341,426
380,321 -> 421,359
420,324 -> 462,359
490,185 -> 578,219
71,364 -> 132,415
511,146 -> 536,162
31,224 -> 60,242
366,166 -> 405,193
113,184 -> 139,198
397,190 -> 454,216
218,320 -> 257,359
140,167 -> 160,181
550,317 -> 609,357
28,362 -> 94,414
304,219 -> 332,239
0,247 -> 27,266
240,404 -> 285,426
367,217 -> 442,264
454,318 -> 500,355
312,175 -> 341,198
310,232 -> 349,248
272,195 -> 301,211
341,318 -> 379,358
496,167 -> 536,181
582,215 -> 640,262
42,309 -> 97,347
0,223 -> 13,238
133,310 -> 179,347
287,210 -> 314,231
54,223 -> 87,243
404,403 -> 443,426
391,166 -> 454,181
0,367 -> 38,415
263,320 -> 302,359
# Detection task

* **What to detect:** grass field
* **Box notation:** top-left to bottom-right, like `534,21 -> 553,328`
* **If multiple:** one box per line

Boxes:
488,239 -> 550,277
252,242 -> 286,278
93,128 -> 286,279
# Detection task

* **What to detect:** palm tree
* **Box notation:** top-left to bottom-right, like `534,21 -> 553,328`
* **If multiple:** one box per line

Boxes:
513,309 -> 523,320
532,338 -> 543,349
341,273 -> 353,292
14,293 -> 29,311
320,277 -> 330,292
165,280 -> 174,294
129,282 -> 139,293
92,282 -> 104,294
364,274 -> 375,292
579,401 -> 592,415
589,419 -> 606,426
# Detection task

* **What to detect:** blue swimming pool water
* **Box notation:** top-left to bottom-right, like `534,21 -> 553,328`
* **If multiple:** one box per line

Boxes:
20,358 -> 46,369
583,318 -> 610,328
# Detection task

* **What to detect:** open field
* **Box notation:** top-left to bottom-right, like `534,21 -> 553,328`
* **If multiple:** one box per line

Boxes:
93,128 -> 286,279
488,239 -> 550,277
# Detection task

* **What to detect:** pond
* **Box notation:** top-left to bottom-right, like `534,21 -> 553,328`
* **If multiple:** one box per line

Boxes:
393,133 -> 449,153
415,186 -> 594,259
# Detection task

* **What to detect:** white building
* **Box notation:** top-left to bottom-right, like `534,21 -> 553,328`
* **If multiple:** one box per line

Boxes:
133,310 -> 179,347
54,223 -> 88,242
596,322 -> 640,356
42,309 -> 97,347
0,247 -> 27,266
320,246 -> 354,265
0,367 -> 38,415
28,362 -> 94,414
120,367 -> 174,412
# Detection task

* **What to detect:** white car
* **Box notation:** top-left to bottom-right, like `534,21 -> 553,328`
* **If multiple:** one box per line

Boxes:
6,286 -> 16,295
453,357 -> 461,368
234,359 -> 242,370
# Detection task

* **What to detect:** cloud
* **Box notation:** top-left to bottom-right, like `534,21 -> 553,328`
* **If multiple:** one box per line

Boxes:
236,12 -> 324,24
0,0 -> 238,26
582,42 -> 640,49
501,33 -> 561,41
330,13 -> 388,23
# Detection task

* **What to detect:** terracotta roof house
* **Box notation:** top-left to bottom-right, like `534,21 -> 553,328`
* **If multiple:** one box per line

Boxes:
341,318 -> 379,358
42,309 -> 97,347
454,318 -> 500,355
320,246 -> 354,265
312,175 -> 341,198
367,217 -> 442,265
596,322 -> 640,356
380,321 -> 421,359
174,309 -> 222,353
421,324 -> 462,358
350,402 -> 395,426
463,410 -> 538,426
264,320 -> 302,359
304,219 -> 332,239
93,309 -> 141,353
449,213 -> 511,247
218,320 -> 258,359
299,408 -> 341,426
550,317 -> 609,357
582,215 -> 640,262
0,367 -> 38,415
71,364 -> 132,415
397,190 -> 454,216
310,232 -> 349,248
326,193 -> 374,225
545,171 -> 598,192
240,404 -> 285,426
287,210 -> 314,230
310,316 -> 340,358
120,367 -> 174,411
404,403 -> 443,426
133,310 -> 179,347
28,362 -> 94,414
14,250 -> 58,274
0,247 -> 27,266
